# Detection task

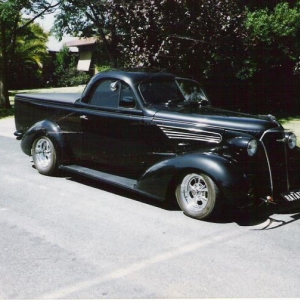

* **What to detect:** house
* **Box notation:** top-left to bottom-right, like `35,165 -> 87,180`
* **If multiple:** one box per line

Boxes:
43,36 -> 79,86
65,37 -> 98,75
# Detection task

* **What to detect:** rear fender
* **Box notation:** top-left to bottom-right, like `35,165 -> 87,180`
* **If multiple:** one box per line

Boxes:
136,152 -> 248,203
21,120 -> 73,163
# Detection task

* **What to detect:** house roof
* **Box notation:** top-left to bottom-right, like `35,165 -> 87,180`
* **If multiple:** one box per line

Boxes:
65,37 -> 98,48
47,36 -> 79,52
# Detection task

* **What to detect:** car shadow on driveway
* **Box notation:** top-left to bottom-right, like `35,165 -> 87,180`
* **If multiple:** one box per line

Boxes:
234,202 -> 300,229
60,171 -> 300,227
65,172 -> 177,210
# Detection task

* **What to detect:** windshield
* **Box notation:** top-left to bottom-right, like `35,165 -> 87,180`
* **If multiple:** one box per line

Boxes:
139,80 -> 185,105
176,78 -> 210,104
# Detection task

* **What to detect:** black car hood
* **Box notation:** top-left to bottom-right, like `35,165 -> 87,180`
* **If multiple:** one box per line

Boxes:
152,105 -> 281,137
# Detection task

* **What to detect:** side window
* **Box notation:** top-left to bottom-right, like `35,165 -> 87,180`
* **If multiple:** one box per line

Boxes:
89,80 -> 120,108
89,80 -> 136,109
120,83 -> 136,109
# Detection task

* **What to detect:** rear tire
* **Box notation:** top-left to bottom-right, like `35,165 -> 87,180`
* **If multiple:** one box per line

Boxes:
32,136 -> 57,176
175,172 -> 220,220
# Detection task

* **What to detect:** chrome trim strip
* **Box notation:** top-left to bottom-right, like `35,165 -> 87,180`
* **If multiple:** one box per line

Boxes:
259,139 -> 274,195
159,124 -> 222,143
283,135 -> 291,191
259,129 -> 279,196
260,127 -> 283,140
154,117 -> 281,134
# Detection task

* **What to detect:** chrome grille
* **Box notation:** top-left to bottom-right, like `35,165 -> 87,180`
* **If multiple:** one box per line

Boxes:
260,129 -> 289,195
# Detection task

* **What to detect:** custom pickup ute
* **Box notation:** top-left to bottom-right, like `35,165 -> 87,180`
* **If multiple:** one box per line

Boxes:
14,70 -> 300,220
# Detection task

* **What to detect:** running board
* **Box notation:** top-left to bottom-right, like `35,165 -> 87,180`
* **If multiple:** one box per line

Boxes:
59,165 -> 137,190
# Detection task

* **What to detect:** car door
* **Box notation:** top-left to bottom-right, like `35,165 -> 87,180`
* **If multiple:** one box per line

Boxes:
78,79 -> 146,173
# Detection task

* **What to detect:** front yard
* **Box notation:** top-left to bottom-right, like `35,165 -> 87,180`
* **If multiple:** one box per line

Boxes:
280,117 -> 300,146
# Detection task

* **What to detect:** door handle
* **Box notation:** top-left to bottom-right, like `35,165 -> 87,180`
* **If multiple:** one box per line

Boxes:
80,115 -> 88,120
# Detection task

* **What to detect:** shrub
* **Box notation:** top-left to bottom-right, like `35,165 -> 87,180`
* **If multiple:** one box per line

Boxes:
57,67 -> 90,87
53,46 -> 91,87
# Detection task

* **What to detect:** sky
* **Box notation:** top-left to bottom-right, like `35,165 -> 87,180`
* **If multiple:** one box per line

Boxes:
36,13 -> 77,52
36,12 -> 55,32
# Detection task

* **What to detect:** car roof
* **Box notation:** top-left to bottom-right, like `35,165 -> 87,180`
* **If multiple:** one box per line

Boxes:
90,70 -> 176,86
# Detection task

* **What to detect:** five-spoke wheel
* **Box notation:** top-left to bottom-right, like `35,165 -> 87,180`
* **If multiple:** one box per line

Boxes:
175,173 -> 220,220
32,136 -> 57,175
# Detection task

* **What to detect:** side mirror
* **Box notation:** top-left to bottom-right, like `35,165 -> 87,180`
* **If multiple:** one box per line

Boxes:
110,81 -> 120,92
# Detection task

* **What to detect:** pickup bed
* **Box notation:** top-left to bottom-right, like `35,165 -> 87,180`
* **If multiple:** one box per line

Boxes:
14,70 -> 300,220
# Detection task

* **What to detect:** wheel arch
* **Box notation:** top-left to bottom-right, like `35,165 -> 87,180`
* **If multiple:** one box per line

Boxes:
21,120 -> 73,163
136,152 -> 249,205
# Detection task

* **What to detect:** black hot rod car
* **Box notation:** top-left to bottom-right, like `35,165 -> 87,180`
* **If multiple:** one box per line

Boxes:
14,70 -> 300,220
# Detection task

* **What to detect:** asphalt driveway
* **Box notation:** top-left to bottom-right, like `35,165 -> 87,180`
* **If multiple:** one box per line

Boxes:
2,115 -> 300,298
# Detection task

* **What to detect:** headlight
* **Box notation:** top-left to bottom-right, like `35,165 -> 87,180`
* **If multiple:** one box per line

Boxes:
247,139 -> 258,156
227,137 -> 258,157
286,132 -> 297,149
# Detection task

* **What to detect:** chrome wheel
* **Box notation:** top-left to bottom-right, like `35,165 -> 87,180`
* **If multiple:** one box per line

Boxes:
176,173 -> 219,219
33,136 -> 57,175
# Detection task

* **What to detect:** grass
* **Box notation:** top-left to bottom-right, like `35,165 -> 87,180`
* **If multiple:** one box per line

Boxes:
279,116 -> 300,146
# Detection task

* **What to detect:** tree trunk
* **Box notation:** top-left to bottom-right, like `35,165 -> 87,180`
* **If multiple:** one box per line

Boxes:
0,67 -> 10,108
0,80 -> 5,107
0,22 -> 12,109
0,80 -> 10,108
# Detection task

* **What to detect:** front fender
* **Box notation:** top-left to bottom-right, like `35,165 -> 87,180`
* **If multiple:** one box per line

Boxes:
21,120 -> 73,163
136,152 -> 248,203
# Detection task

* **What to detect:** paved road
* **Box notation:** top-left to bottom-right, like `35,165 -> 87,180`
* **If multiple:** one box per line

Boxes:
1,117 -> 300,298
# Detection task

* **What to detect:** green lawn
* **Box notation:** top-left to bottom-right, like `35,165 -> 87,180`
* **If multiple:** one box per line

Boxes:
279,116 -> 300,146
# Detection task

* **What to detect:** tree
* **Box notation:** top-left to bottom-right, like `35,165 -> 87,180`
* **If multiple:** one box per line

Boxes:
113,0 -> 246,80
53,0 -> 300,113
53,45 -> 90,87
54,0 -> 122,68
244,2 -> 300,75
55,0 -> 248,107
8,21 -> 49,89
0,0 -> 60,108
242,2 -> 300,112
54,0 -> 249,79
242,0 -> 298,10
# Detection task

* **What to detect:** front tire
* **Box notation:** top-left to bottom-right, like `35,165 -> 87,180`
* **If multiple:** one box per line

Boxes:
175,173 -> 220,220
32,136 -> 57,176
